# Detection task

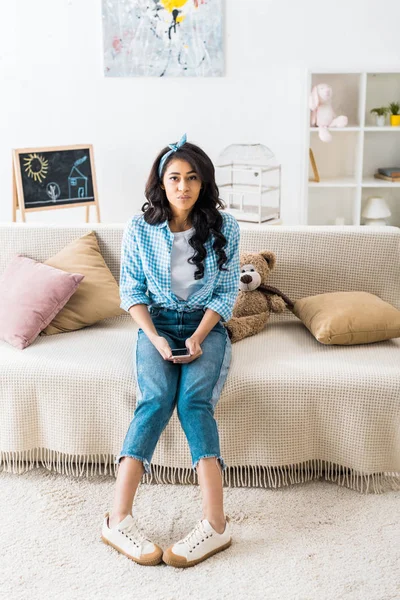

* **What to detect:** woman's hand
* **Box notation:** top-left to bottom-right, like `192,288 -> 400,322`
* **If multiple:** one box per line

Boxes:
168,335 -> 203,364
150,335 -> 174,361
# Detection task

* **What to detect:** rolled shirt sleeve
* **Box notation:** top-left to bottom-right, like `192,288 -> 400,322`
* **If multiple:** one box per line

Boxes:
119,218 -> 150,312
203,215 -> 241,322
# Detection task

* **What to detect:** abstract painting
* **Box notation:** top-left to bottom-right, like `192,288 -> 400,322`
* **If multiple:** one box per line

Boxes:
102,0 -> 223,77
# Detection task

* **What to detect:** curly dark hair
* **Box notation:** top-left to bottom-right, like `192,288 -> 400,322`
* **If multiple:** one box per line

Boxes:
141,141 -> 229,280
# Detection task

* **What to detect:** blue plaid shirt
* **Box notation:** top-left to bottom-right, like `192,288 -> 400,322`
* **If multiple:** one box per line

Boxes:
119,210 -> 241,322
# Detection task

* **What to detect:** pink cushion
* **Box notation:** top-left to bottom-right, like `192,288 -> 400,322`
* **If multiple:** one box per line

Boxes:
0,255 -> 84,349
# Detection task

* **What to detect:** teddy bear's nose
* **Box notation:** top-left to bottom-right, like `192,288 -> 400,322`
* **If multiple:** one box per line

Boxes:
241,274 -> 252,284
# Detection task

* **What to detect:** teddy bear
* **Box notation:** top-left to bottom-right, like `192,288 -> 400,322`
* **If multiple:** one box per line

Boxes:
309,83 -> 348,142
223,250 -> 294,344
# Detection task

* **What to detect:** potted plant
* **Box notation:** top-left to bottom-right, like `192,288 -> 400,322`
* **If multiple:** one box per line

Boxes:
389,102 -> 400,126
370,106 -> 389,127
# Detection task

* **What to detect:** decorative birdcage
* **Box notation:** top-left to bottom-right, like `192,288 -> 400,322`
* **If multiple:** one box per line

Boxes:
215,143 -> 281,223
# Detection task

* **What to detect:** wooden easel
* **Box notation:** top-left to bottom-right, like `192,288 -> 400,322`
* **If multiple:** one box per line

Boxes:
12,145 -> 101,223
309,148 -> 320,183
12,161 -> 24,222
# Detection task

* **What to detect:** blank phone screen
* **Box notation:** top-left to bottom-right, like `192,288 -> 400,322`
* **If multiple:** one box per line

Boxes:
171,348 -> 190,356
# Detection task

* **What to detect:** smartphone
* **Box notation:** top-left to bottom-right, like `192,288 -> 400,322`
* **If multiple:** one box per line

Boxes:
170,348 -> 190,357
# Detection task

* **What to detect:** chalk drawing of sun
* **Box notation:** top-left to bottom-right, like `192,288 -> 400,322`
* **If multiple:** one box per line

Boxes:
23,153 -> 49,183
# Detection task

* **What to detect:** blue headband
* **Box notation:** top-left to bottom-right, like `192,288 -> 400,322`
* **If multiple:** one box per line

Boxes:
158,133 -> 187,179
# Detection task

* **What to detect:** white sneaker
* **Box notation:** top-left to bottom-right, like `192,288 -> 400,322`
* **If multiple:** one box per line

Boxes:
101,511 -> 163,566
162,516 -> 232,568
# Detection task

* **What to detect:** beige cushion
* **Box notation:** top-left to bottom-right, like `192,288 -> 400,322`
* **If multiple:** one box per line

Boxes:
41,231 -> 124,335
291,291 -> 400,345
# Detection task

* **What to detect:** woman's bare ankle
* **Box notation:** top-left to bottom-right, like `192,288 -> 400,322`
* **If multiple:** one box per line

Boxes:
109,512 -> 131,528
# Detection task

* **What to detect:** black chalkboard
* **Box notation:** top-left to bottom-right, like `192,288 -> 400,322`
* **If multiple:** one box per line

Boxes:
17,147 -> 95,209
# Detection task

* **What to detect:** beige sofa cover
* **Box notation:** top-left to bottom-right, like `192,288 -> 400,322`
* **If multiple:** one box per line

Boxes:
1,223 -> 399,494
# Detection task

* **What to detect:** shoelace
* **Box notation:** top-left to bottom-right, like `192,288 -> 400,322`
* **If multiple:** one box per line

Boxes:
180,521 -> 212,551
119,520 -> 148,548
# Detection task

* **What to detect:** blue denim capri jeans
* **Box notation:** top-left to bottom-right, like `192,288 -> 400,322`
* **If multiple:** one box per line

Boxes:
114,306 -> 232,477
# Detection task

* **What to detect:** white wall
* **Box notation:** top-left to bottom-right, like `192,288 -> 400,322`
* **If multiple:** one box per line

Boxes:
1,0 -> 400,225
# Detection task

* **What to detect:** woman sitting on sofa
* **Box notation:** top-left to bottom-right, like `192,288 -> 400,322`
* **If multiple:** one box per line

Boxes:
101,133 -> 241,568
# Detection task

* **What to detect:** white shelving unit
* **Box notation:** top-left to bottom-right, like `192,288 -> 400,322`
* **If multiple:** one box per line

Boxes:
303,70 -> 400,227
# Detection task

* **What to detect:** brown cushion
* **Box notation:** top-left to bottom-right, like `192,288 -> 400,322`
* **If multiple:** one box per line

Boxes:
291,291 -> 400,345
41,231 -> 124,335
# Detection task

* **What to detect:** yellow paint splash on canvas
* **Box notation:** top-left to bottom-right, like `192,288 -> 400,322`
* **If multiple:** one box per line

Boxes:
161,0 -> 189,13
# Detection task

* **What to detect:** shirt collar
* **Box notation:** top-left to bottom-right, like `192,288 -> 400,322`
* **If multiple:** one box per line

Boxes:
155,219 -> 168,229
138,216 -> 168,229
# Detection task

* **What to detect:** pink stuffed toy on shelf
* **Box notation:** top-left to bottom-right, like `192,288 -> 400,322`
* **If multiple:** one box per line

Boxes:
309,83 -> 348,142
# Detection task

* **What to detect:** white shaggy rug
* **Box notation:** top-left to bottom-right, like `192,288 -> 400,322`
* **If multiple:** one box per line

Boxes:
1,466 -> 399,600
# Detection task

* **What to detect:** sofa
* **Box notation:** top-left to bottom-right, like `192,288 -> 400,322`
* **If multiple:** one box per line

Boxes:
1,222 -> 399,494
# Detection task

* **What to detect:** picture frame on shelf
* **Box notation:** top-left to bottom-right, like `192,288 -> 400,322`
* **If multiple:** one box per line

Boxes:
309,149 -> 320,182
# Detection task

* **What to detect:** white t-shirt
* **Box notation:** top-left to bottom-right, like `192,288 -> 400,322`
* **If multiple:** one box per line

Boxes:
170,227 -> 205,301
